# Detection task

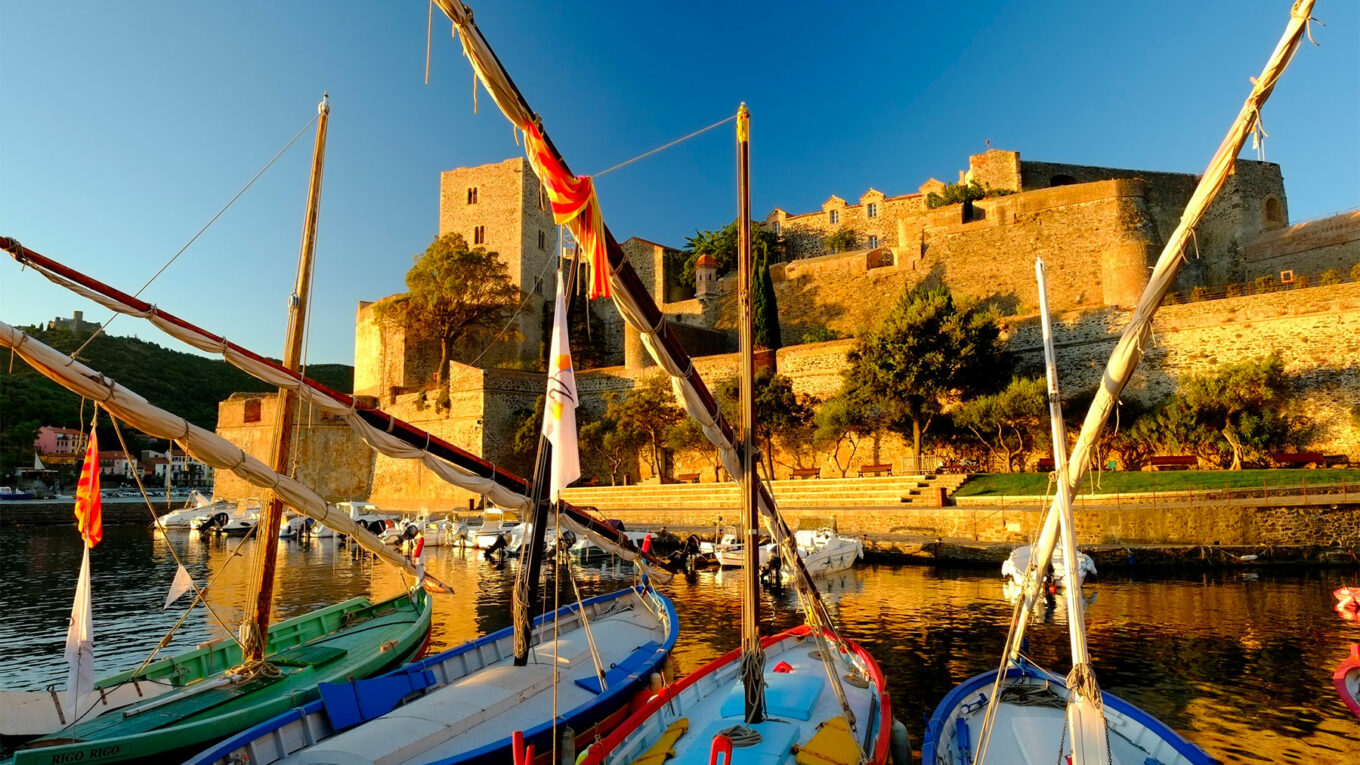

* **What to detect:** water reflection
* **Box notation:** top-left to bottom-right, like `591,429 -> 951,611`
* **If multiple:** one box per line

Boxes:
1,526 -> 1356,761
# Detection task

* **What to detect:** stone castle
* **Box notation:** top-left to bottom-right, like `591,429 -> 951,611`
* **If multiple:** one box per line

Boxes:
215,148 -> 1360,508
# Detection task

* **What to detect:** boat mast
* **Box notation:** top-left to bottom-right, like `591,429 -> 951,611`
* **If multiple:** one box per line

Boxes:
513,242 -> 580,666
242,94 -> 330,663
736,103 -> 766,724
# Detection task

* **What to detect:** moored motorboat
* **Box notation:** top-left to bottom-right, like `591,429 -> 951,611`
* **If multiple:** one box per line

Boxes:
469,506 -> 520,548
189,586 -> 676,765
1003,543 -> 1097,589
921,662 -> 1215,764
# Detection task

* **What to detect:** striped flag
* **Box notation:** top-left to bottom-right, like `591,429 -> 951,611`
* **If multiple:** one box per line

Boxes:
74,426 -> 102,548
540,273 -> 580,502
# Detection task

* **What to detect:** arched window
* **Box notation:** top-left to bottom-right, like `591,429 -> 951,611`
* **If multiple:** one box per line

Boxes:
1263,196 -> 1285,230
467,187 -> 478,204
473,225 -> 486,244
1049,174 -> 1077,187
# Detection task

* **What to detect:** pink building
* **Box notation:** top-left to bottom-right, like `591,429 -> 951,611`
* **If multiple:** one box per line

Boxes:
34,426 -> 88,459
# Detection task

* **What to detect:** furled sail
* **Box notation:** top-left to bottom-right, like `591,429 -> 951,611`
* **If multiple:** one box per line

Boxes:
431,0 -> 832,628
0,319 -> 439,584
0,238 -> 672,582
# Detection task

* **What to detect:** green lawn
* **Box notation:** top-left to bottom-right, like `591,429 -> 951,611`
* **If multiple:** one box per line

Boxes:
952,468 -> 1359,497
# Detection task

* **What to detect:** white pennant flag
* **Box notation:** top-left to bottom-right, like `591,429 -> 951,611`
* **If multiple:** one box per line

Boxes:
164,564 -> 194,609
541,272 -> 580,502
64,547 -> 95,722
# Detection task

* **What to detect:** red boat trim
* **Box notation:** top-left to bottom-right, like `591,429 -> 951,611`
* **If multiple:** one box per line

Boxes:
1335,643 -> 1360,719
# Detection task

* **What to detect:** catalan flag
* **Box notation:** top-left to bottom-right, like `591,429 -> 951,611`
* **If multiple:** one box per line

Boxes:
74,425 -> 102,547
540,272 -> 580,502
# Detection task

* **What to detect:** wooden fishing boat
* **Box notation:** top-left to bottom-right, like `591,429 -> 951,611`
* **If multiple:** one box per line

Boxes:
8,589 -> 431,765
921,662 -> 1215,765
582,624 -> 891,765
189,585 -> 676,765
1335,644 -> 1360,719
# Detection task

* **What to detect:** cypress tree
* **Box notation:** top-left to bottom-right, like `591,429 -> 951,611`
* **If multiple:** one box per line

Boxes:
752,241 -> 782,350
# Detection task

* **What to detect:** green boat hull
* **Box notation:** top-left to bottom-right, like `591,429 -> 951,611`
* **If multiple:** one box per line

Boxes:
9,589 -> 431,765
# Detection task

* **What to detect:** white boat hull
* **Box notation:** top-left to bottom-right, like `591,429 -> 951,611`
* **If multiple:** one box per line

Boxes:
1002,543 -> 1097,588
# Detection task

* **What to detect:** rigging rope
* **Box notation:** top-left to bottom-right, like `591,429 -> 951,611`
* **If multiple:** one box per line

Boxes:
70,110 -> 322,361
591,114 -> 738,179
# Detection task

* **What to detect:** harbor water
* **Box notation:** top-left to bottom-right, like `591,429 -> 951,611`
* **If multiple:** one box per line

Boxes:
1,524 -> 1356,762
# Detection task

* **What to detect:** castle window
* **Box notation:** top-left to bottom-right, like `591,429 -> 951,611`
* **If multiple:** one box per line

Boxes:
772,221 -> 780,235
1049,174 -> 1077,187
1264,196 -> 1285,230
868,235 -> 879,249
473,225 -> 486,245
828,210 -> 839,224
538,230 -> 546,250
533,276 -> 543,295
1279,269 -> 1294,285
866,203 -> 878,218
243,399 -> 262,423
467,187 -> 478,204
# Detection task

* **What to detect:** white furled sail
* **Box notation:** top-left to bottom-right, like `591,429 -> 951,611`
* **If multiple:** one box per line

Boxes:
63,547 -> 95,723
0,320 -> 435,584
541,273 -> 581,502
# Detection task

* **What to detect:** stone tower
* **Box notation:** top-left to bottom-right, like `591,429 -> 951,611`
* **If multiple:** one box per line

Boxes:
695,253 -> 718,300
439,157 -> 560,365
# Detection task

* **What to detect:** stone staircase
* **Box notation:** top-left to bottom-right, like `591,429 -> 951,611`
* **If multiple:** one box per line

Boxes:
560,474 -> 971,512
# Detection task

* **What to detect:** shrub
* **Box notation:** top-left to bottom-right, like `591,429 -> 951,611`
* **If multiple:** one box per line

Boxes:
1225,283 -> 1244,298
1319,269 -> 1343,285
1190,285 -> 1208,302
800,326 -> 841,344
1351,262 -> 1360,282
925,180 -> 1014,209
824,228 -> 858,253
1252,275 -> 1276,294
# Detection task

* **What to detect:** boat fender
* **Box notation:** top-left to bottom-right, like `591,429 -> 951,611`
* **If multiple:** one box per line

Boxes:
413,534 -> 425,560
710,734 -> 733,765
774,661 -> 794,673
888,718 -> 911,765
512,730 -> 535,765
642,534 -> 653,554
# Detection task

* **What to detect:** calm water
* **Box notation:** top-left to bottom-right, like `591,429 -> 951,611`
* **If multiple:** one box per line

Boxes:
2,525 -> 1357,762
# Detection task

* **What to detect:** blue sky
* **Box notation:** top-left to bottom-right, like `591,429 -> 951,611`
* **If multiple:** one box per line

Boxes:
2,1 -> 1356,366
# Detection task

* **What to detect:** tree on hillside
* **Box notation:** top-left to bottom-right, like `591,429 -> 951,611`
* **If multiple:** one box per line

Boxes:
953,377 -> 1048,472
717,369 -> 815,478
666,417 -> 725,483
680,220 -> 785,285
753,243 -> 782,350
842,284 -> 1009,470
813,393 -> 879,477
613,374 -> 685,481
1180,354 -> 1298,470
824,228 -> 858,254
379,233 -> 520,385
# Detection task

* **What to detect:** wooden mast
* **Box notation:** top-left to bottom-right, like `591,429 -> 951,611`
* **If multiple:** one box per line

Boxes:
736,103 -> 766,724
242,94 -> 330,663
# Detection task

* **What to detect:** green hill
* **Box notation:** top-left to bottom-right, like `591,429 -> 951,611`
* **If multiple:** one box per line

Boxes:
1,325 -> 352,472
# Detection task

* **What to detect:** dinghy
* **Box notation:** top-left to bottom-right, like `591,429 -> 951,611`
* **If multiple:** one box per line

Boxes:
190,586 -> 676,765
1335,644 -> 1360,719
1002,543 -> 1097,589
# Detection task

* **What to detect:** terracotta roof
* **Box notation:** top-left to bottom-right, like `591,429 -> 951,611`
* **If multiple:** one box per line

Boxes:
695,253 -> 717,268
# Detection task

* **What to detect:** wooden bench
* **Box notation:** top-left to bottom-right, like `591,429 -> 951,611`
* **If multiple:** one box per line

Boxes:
676,473 -> 700,484
1037,457 -> 1055,472
858,463 -> 893,477
1270,451 -> 1325,468
1149,455 -> 1196,471
790,467 -> 822,480
1324,454 -> 1352,468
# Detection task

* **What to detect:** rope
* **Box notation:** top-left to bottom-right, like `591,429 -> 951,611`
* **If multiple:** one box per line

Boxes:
592,114 -> 737,179
70,111 -> 322,360
563,539 -> 609,693
715,724 -> 763,748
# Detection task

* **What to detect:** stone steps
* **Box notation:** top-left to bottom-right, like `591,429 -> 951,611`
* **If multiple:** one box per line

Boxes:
560,474 -> 971,511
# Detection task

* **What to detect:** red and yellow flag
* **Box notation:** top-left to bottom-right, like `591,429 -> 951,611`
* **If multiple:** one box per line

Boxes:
74,426 -> 102,547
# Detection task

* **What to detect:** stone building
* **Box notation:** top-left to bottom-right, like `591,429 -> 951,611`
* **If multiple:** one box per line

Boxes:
215,147 -> 1360,504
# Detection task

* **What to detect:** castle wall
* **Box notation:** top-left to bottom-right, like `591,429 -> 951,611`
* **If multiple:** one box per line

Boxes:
1242,210 -> 1360,281
213,393 -> 373,502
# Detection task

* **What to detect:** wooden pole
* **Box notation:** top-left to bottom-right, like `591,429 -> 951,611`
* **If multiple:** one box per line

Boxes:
736,103 -> 766,725
243,94 -> 329,663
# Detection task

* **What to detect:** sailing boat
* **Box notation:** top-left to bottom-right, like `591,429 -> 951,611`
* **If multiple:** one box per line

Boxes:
187,251 -> 678,765
3,96 -> 433,765
582,105 -> 894,765
922,3 -> 1313,761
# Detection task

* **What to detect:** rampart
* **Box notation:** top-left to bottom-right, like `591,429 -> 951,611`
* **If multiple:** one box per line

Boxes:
1242,209 -> 1360,280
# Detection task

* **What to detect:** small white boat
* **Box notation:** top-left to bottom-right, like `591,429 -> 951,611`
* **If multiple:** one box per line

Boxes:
469,507 -> 520,548
1003,543 -> 1097,589
154,492 -> 223,529
279,513 -> 314,539
504,523 -> 558,556
569,528 -> 646,561
314,501 -> 398,539
768,527 -> 863,583
190,500 -> 260,534
379,516 -> 469,548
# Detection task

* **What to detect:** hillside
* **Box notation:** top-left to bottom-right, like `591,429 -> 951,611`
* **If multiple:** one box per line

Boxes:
1,325 -> 352,470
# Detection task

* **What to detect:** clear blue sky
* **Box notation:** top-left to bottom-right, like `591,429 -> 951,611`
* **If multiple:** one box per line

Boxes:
2,1 -> 1356,366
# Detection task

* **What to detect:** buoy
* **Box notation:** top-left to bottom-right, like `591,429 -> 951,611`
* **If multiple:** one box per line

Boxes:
889,717 -> 912,765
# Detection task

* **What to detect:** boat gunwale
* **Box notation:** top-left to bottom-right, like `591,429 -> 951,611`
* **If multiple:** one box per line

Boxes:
919,660 -> 1217,765
189,584 -> 676,765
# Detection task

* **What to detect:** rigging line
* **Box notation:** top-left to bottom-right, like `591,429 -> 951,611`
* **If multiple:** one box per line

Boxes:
69,111 -> 323,361
466,240 -> 559,368
591,113 -> 738,179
